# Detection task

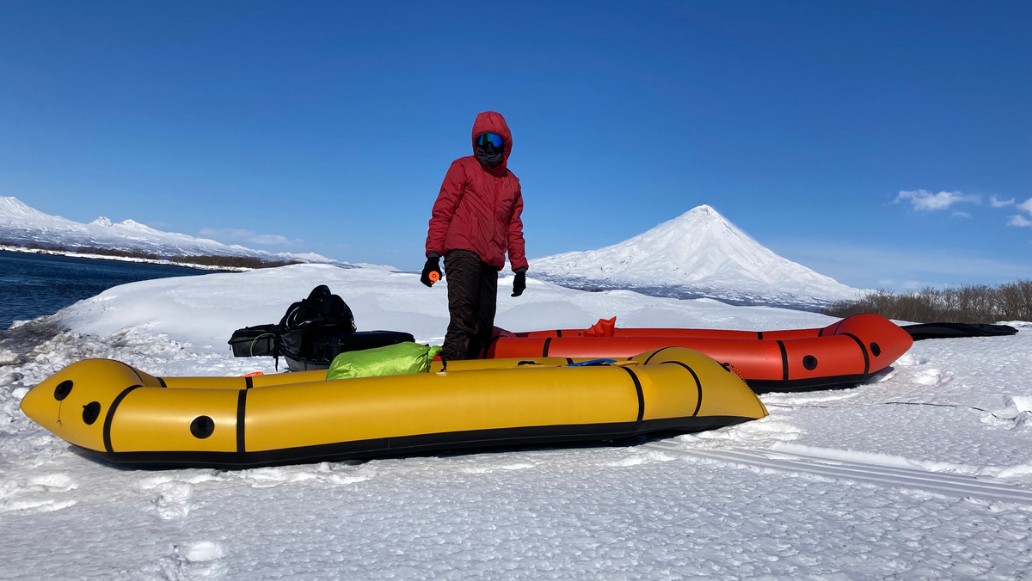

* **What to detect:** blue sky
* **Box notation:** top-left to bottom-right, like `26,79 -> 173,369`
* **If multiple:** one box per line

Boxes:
1,1 -> 1029,291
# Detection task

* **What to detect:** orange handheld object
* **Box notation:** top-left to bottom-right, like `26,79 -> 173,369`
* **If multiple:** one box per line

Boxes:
428,271 -> 441,285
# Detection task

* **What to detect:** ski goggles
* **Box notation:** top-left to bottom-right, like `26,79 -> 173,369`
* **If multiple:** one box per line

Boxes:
475,132 -> 504,149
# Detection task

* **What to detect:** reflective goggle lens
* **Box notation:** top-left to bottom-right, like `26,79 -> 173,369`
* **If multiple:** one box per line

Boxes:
476,133 -> 504,149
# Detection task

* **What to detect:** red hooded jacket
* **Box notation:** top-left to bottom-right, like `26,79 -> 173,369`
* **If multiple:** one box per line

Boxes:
425,111 -> 528,272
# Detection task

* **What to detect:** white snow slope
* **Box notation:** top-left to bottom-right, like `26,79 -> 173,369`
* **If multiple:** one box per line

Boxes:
0,196 -> 336,265
531,205 -> 863,308
1,264 -> 1030,580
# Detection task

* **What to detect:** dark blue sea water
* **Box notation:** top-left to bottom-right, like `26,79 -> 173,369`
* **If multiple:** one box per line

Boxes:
0,250 -> 207,331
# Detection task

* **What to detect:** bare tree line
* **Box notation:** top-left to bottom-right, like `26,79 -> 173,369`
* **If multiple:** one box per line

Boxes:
824,280 -> 1032,323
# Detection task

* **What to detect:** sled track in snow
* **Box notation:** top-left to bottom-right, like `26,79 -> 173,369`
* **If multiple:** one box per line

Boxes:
644,442 -> 1032,505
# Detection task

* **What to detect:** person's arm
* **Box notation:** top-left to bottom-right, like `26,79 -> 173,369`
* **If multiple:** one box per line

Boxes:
425,160 -> 466,257
508,188 -> 528,297
506,188 -> 528,272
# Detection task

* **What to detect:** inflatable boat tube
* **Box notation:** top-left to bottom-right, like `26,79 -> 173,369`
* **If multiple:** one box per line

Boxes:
20,348 -> 767,469
486,314 -> 914,393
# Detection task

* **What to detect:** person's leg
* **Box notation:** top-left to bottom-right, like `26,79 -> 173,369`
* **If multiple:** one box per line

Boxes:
441,250 -> 482,361
467,265 -> 499,359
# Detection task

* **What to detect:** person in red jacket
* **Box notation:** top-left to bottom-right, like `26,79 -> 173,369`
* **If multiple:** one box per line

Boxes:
421,111 -> 528,361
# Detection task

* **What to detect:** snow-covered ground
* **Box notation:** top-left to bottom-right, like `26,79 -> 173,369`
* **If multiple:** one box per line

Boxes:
1,264 -> 1030,580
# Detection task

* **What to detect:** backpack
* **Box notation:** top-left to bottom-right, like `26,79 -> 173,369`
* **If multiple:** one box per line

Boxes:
277,285 -> 357,362
229,285 -> 415,371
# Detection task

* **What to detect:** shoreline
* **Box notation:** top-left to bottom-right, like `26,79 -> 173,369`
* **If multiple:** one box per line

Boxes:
0,245 -> 249,272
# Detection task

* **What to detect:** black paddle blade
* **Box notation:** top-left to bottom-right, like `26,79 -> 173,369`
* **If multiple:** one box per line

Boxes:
903,322 -> 1019,340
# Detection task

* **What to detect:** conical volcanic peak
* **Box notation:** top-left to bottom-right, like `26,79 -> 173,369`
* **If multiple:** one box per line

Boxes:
531,205 -> 859,308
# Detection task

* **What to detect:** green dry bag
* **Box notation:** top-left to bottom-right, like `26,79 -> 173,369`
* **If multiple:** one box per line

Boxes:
326,342 -> 442,380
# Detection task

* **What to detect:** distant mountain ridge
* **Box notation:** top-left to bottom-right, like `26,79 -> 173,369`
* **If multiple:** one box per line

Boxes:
3,196 -> 860,309
0,196 -> 338,267
531,205 -> 862,309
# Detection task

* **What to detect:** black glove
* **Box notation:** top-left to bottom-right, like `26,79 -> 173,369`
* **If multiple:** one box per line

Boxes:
420,255 -> 442,287
511,268 -> 527,297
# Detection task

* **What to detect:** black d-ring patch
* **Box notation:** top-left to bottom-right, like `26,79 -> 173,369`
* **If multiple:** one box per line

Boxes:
190,416 -> 215,439
54,380 -> 73,401
803,355 -> 818,370
82,401 -> 101,425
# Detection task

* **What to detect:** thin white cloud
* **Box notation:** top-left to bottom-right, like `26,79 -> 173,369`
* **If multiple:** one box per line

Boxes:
771,238 -> 1031,291
198,227 -> 303,247
198,227 -> 252,239
994,197 -> 1031,228
249,234 -> 295,245
990,195 -> 1016,208
1008,214 -> 1032,228
895,189 -> 981,212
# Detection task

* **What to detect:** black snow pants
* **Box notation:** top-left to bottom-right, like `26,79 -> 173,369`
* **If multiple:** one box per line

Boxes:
442,249 -> 498,361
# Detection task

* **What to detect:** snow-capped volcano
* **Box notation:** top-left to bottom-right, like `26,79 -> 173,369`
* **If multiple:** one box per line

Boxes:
3,196 -> 859,308
531,205 -> 862,309
0,196 -> 335,266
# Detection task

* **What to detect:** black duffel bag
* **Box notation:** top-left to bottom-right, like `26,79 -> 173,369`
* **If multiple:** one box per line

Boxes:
228,324 -> 280,357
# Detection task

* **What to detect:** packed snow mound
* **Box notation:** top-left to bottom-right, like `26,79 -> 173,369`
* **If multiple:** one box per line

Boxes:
531,205 -> 862,309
